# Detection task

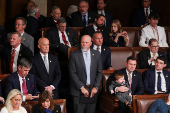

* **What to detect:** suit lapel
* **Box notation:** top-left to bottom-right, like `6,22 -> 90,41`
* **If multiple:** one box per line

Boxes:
163,70 -> 169,90
88,12 -> 92,24
123,68 -> 128,81
48,54 -> 52,75
14,72 -> 21,91
37,53 -> 49,75
90,49 -> 95,84
78,49 -> 87,75
146,49 -> 151,59
101,46 -> 104,59
157,27 -> 161,41
21,32 -> 26,44
152,70 -> 156,89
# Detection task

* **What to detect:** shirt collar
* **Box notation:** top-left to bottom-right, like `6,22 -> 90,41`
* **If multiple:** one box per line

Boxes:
82,48 -> 90,54
12,44 -> 21,53
93,44 -> 101,50
126,69 -> 133,75
40,52 -> 48,59
155,69 -> 163,73
93,24 -> 98,30
21,31 -> 24,36
17,72 -> 25,80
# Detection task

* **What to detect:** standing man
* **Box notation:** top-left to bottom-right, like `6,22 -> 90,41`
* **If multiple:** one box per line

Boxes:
69,35 -> 102,113
30,37 -> 61,99
109,56 -> 144,113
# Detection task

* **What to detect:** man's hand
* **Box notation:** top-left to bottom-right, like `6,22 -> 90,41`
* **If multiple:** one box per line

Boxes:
157,91 -> 165,94
0,97 -> 5,104
81,87 -> 89,97
108,67 -> 114,70
25,94 -> 35,100
116,86 -> 129,92
110,90 -> 114,94
45,86 -> 53,94
90,87 -> 98,98
149,55 -> 158,62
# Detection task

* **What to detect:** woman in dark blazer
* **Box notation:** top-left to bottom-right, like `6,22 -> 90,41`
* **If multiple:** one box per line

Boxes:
34,91 -> 61,113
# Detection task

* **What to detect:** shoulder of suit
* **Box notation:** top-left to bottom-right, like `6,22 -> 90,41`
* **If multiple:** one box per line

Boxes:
48,53 -> 59,59
23,32 -> 34,40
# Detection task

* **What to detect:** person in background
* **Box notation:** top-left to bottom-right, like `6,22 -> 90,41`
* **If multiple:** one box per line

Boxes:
66,5 -> 78,27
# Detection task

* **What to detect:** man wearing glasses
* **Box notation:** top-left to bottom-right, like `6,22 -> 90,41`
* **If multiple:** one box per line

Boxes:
138,38 -> 168,69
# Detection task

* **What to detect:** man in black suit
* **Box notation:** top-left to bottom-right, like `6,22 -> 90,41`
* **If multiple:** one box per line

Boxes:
43,6 -> 61,27
3,32 -> 33,74
95,0 -> 113,27
5,58 -> 39,101
109,56 -> 144,113
47,17 -> 79,60
69,35 -> 102,113
91,31 -> 113,70
71,0 -> 97,27
131,0 -> 156,27
30,37 -> 61,99
139,38 -> 167,69
80,14 -> 117,46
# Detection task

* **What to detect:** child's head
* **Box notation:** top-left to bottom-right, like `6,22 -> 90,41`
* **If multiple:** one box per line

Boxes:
111,19 -> 122,33
115,73 -> 125,84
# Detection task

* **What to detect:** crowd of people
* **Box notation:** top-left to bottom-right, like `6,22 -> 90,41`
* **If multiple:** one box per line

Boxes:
0,0 -> 170,113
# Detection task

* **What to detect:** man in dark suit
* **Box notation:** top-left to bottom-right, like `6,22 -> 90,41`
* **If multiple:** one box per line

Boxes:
144,56 -> 170,94
5,58 -> 39,101
91,31 -> 113,70
30,37 -> 61,100
0,25 -> 6,46
3,32 -> 33,74
139,38 -> 167,69
69,35 -> 102,113
109,56 -> 144,113
71,0 -> 97,27
95,0 -> 113,27
131,0 -> 156,27
80,14 -> 116,46
43,6 -> 61,27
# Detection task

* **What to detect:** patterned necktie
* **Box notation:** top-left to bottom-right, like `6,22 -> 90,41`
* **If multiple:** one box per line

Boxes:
44,56 -> 49,73
83,15 -> 86,27
22,78 -> 28,95
145,8 -> 149,25
85,52 -> 90,85
128,72 -> 132,88
153,53 -> 156,64
61,32 -> 69,45
10,49 -> 15,73
157,72 -> 162,91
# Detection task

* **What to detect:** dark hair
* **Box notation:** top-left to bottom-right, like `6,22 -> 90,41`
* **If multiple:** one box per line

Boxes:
11,32 -> 21,39
16,17 -> 27,25
97,0 -> 106,4
126,56 -> 137,63
115,73 -> 124,80
156,56 -> 167,64
149,13 -> 160,20
79,0 -> 89,6
95,14 -> 105,20
17,58 -> 32,68
57,17 -> 66,25
148,38 -> 158,46
92,31 -> 103,39
51,6 -> 60,12
38,90 -> 54,111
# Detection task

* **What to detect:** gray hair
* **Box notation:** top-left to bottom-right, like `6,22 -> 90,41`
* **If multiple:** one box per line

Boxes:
17,58 -> 32,69
51,6 -> 60,12
29,5 -> 39,16
16,17 -> 27,25
11,32 -> 21,40
67,5 -> 78,17
79,0 -> 89,6
57,17 -> 66,25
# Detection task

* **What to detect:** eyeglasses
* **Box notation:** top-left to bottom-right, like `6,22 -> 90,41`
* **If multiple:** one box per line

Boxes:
151,46 -> 159,48
15,24 -> 24,26
79,6 -> 87,9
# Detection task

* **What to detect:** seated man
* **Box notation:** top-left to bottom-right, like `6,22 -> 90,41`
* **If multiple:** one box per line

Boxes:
91,31 -> 113,70
5,58 -> 39,101
47,17 -> 79,60
139,13 -> 169,47
144,56 -> 170,94
139,38 -> 167,69
109,56 -> 144,113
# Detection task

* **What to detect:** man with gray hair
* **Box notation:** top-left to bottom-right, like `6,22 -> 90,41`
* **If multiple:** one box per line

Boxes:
47,17 -> 79,60
44,6 -> 61,27
66,5 -> 78,27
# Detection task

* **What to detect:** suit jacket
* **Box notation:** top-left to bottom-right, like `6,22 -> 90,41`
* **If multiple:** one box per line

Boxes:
91,45 -> 111,69
7,32 -> 34,53
109,68 -> 145,95
33,104 -> 61,113
30,53 -> 61,99
69,48 -> 102,96
144,69 -> 170,94
139,49 -> 167,69
71,11 -> 97,27
5,72 -> 39,99
43,16 -> 56,27
0,25 -> 6,46
3,43 -> 33,73
139,25 -> 169,47
131,7 -> 156,27
65,16 -> 72,27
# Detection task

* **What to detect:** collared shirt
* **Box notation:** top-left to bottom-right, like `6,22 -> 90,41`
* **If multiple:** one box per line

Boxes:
58,30 -> 71,47
144,7 -> 150,16
126,69 -> 133,84
21,31 -> 24,37
154,69 -> 166,94
18,73 -> 26,101
93,45 -> 101,53
150,25 -> 159,41
93,24 -> 100,31
12,44 -> 21,73
148,51 -> 158,65
81,12 -> 88,26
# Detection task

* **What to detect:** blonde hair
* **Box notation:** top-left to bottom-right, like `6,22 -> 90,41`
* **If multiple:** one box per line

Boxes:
5,89 -> 24,113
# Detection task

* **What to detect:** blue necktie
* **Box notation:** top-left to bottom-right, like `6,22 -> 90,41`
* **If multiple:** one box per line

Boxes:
85,52 -> 90,85
83,15 -> 86,27
157,72 -> 162,91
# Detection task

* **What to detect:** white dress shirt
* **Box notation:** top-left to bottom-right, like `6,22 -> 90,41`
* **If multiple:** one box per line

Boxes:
148,51 -> 158,65
144,7 -> 150,16
12,44 -> 21,73
93,24 -> 100,31
58,30 -> 71,47
93,45 -> 101,53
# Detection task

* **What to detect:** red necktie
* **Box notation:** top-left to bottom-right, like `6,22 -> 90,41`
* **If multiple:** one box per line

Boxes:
22,78 -> 28,95
55,21 -> 57,24
128,73 -> 132,88
145,8 -> 149,24
97,28 -> 100,31
61,32 -> 69,45
10,49 -> 15,73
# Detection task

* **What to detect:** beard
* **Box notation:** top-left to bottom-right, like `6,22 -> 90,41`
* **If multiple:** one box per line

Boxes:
96,23 -> 104,29
81,46 -> 87,52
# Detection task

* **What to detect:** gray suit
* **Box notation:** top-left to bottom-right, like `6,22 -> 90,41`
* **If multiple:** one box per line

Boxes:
69,48 -> 102,113
7,32 -> 34,54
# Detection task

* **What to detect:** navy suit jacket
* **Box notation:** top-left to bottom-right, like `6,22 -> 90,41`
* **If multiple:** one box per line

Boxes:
131,7 -> 156,27
109,68 -> 145,95
144,69 -> 170,94
43,16 -> 56,27
5,72 -> 39,99
91,45 -> 111,69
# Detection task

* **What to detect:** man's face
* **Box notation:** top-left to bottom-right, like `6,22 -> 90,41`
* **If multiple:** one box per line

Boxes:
97,0 -> 106,11
148,41 -> 159,53
126,60 -> 137,73
51,8 -> 61,21
92,33 -> 103,46
95,16 -> 105,28
38,38 -> 49,55
149,18 -> 159,27
57,23 -> 66,32
142,0 -> 151,8
155,59 -> 166,71
79,1 -> 89,14
81,35 -> 92,52
15,19 -> 26,33
116,77 -> 125,84
18,66 -> 31,78
10,34 -> 21,48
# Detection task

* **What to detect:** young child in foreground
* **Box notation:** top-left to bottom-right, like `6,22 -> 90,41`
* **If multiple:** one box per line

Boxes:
109,73 -> 132,105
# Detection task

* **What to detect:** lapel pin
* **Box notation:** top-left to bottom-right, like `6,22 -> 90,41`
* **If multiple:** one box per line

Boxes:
92,54 -> 94,56
50,60 -> 51,63
89,17 -> 91,19
102,30 -> 103,31
134,74 -> 136,76
68,32 -> 69,35
56,110 -> 58,112
27,78 -> 29,80
19,54 -> 21,56
166,75 -> 168,77
23,38 -> 25,40
104,49 -> 105,51
151,10 -> 153,12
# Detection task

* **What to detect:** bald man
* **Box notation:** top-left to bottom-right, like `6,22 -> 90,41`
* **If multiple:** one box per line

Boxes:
30,37 -> 61,99
69,35 -> 102,113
